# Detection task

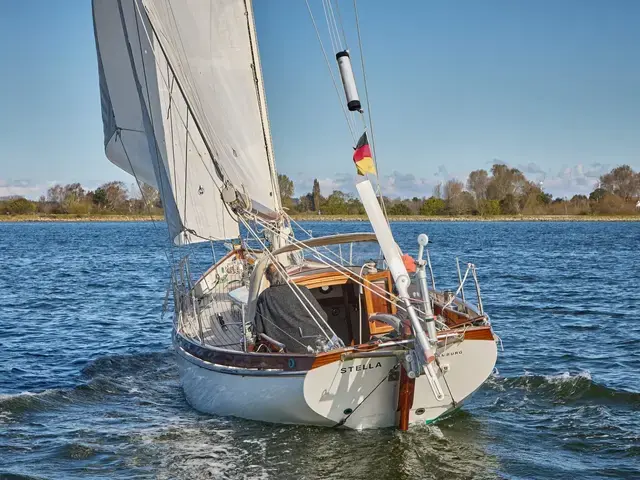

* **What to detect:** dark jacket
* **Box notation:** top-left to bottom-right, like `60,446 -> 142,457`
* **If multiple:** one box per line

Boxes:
254,284 -> 328,353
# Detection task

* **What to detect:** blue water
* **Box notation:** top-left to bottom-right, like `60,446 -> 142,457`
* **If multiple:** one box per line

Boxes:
1,221 -> 638,479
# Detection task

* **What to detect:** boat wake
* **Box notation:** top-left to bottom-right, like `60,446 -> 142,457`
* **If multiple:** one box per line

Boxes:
0,351 -> 176,418
487,371 -> 640,406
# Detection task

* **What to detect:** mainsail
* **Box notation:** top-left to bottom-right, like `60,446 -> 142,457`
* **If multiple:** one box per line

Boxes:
92,0 -> 280,244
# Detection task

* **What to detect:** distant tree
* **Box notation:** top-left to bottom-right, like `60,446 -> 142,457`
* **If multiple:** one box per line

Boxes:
432,183 -> 442,199
63,183 -> 85,203
599,165 -> 639,200
312,179 -> 321,212
346,196 -> 365,214
591,192 -> 629,215
499,193 -> 519,214
444,179 -> 467,215
486,164 -> 528,201
139,183 -> 160,208
278,174 -> 294,208
387,202 -> 412,216
568,194 -> 591,215
589,188 -> 607,202
295,193 -> 314,213
92,188 -> 108,207
322,190 -> 349,214
467,169 -> 489,201
419,197 -> 446,215
2,197 -> 36,215
98,181 -> 128,210
46,184 -> 65,204
483,199 -> 501,215
538,191 -> 553,205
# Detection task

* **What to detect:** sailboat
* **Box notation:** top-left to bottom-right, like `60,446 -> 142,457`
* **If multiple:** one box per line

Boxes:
92,0 -> 498,430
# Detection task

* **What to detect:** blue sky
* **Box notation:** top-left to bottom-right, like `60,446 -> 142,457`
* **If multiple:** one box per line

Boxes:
0,0 -> 638,200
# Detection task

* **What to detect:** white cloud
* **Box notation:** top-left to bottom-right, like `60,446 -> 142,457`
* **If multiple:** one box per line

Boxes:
539,163 -> 611,197
0,179 -> 49,200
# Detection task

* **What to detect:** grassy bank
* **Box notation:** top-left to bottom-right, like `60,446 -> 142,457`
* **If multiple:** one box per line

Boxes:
290,214 -> 640,222
2,213 -> 639,223
0,214 -> 164,222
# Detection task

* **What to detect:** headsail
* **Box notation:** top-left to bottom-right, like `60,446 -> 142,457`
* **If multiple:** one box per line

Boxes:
92,0 -> 280,244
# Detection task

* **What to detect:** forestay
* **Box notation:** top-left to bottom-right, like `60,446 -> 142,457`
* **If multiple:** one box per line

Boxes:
92,0 -> 280,244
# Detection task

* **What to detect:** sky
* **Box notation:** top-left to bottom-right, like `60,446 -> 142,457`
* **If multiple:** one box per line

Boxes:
0,0 -> 638,200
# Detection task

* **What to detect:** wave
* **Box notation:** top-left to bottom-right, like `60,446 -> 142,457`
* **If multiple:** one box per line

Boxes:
0,473 -> 48,480
0,351 -> 173,417
492,371 -> 640,406
81,351 -> 172,378
559,323 -> 601,331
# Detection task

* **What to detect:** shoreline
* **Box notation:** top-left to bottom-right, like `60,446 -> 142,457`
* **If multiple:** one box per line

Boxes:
0,214 -> 165,223
1,213 -> 639,223
291,214 -> 640,222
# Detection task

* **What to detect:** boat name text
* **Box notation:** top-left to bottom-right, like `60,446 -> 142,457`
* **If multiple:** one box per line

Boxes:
341,362 -> 383,374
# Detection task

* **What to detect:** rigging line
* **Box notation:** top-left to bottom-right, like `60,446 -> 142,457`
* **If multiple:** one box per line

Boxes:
249,211 -> 355,269
304,0 -> 357,142
134,1 -> 233,186
437,359 -> 458,407
118,0 -> 176,258
333,363 -> 399,428
249,213 -> 449,330
132,1 -> 244,241
332,0 -> 349,51
352,0 -> 388,219
135,3 -> 268,243
244,0 -> 282,210
248,214 -> 424,318
442,265 -> 471,311
326,0 -> 344,51
249,214 -> 390,296
238,215 -> 334,340
168,71 -> 179,201
320,0 -> 336,55
322,0 -> 339,53
153,0 -> 270,202
238,216 -> 337,341
286,214 -> 355,264
183,114 -> 189,221
116,129 -> 174,267
129,0 -> 177,243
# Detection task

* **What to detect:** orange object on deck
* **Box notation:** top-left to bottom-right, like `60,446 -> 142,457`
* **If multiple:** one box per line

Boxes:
402,253 -> 416,273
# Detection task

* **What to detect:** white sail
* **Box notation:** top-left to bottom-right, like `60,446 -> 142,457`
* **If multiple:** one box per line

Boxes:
92,0 -> 279,244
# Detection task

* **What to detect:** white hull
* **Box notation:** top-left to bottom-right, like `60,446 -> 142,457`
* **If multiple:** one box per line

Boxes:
175,331 -> 497,430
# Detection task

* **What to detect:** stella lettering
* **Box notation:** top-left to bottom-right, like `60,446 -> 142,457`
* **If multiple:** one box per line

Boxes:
340,362 -> 383,374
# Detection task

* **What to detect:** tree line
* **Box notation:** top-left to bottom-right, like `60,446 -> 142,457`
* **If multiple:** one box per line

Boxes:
0,181 -> 162,216
279,164 -> 640,216
2,164 -> 638,217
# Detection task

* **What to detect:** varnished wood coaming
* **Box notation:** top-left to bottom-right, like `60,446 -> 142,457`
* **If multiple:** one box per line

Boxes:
177,325 -> 494,373
293,268 -> 398,337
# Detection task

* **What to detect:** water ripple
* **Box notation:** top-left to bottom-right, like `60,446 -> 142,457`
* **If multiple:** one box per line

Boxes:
0,221 -> 638,479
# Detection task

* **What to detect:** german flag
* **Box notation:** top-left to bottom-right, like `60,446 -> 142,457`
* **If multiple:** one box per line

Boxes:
353,132 -> 376,176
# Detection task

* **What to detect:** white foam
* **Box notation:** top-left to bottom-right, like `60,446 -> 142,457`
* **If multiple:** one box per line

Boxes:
543,371 -> 592,383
